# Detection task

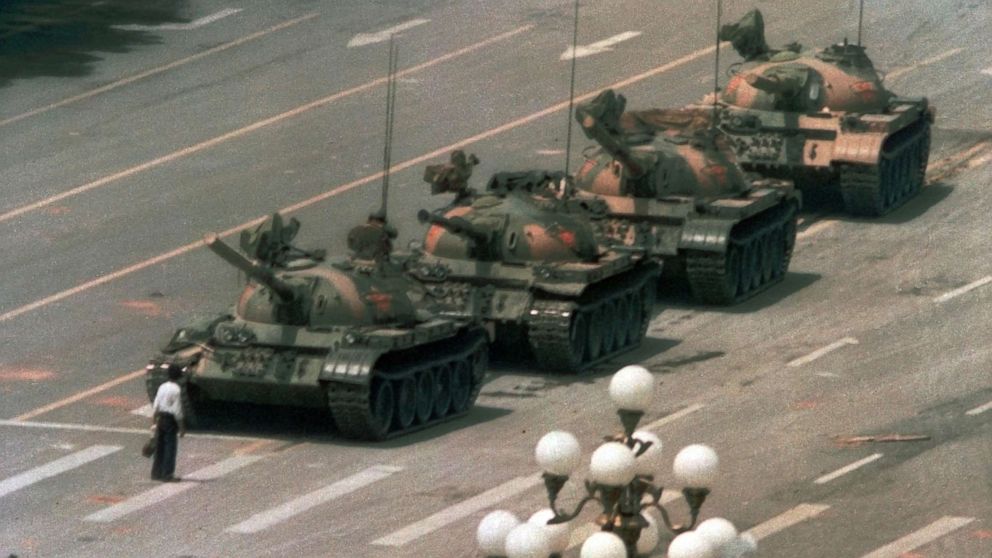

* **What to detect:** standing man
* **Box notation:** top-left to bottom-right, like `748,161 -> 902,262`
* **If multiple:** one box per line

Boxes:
150,363 -> 186,482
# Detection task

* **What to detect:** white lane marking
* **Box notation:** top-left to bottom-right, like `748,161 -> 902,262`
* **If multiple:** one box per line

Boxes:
886,48 -> 965,81
796,219 -> 837,240
227,465 -> 403,534
983,67 -> 992,77
814,453 -> 883,484
14,369 -> 146,421
536,148 -> 565,155
640,403 -> 705,432
0,13 -> 319,129
787,338 -> 858,368
131,403 -> 154,417
0,418 -> 268,442
0,445 -> 121,498
561,31 -> 642,60
372,473 -> 543,546
0,24 -> 532,230
85,455 -> 262,522
347,18 -> 431,47
933,276 -> 992,303
114,8 -> 242,32
0,40 -> 714,325
861,516 -> 975,558
965,400 -> 992,416
744,504 -> 830,541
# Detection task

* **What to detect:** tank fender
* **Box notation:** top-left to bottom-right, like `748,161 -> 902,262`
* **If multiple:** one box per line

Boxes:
678,218 -> 736,253
832,132 -> 886,165
320,348 -> 383,385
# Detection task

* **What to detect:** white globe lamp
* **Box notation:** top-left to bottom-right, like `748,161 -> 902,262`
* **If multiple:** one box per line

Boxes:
477,510 -> 520,556
535,431 -> 581,477
695,517 -> 738,552
668,531 -> 716,558
580,531 -> 627,558
528,508 -> 571,554
504,523 -> 551,558
631,430 -> 663,476
635,512 -> 660,555
589,442 -> 636,486
673,444 -> 719,488
608,365 -> 655,411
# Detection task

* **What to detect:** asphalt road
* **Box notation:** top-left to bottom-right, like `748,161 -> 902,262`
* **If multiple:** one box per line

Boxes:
0,0 -> 990,556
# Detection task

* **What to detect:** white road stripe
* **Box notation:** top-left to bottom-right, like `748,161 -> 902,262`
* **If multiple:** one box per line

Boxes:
640,403 -> 705,432
933,276 -> 992,303
744,503 -> 830,541
372,473 -> 543,546
0,445 -> 121,498
787,338 -> 858,367
0,418 -> 267,442
131,403 -> 154,417
966,400 -> 992,416
814,453 -> 883,484
861,516 -> 975,558
983,67 -> 992,76
85,455 -> 262,522
886,48 -> 965,81
114,8 -> 242,32
227,465 -> 403,534
562,31 -> 642,60
348,18 -> 431,47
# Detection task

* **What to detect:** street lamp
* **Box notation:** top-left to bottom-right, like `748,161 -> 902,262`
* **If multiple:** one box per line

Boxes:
476,365 -> 756,557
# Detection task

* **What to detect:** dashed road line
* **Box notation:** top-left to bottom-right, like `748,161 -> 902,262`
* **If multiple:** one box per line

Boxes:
13,369 -> 146,421
796,219 -> 838,241
85,455 -> 263,522
561,31 -> 642,60
372,473 -> 543,546
886,48 -> 964,81
981,66 -> 992,77
965,400 -> 992,416
814,453 -> 883,484
227,465 -> 403,534
0,13 -> 320,129
745,503 -> 830,541
861,516 -> 975,558
131,403 -> 154,417
933,276 -> 992,303
348,18 -> 431,47
0,24 -> 533,227
0,418 -> 269,442
788,338 -> 858,368
640,403 -> 705,432
0,445 -> 121,498
114,8 -> 242,31
0,41 -> 717,328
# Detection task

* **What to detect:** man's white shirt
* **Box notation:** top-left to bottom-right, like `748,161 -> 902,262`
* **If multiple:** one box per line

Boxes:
153,381 -> 184,420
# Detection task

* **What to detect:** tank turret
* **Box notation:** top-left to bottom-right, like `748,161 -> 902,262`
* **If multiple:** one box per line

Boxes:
713,8 -> 933,215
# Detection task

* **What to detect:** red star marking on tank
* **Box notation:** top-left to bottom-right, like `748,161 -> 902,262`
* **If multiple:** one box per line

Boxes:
725,74 -> 744,96
701,163 -> 728,185
851,80 -> 878,103
365,291 -> 392,313
557,229 -> 577,248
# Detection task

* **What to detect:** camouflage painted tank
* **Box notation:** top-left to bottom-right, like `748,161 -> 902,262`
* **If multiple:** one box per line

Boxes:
411,152 -> 661,372
145,213 -> 488,441
571,89 -> 800,305
713,9 -> 933,216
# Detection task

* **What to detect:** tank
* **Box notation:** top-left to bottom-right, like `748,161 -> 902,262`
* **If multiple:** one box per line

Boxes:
571,88 -> 800,305
712,9 -> 933,216
411,152 -> 661,372
145,213 -> 488,441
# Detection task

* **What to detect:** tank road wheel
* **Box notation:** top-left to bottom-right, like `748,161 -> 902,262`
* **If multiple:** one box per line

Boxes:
914,123 -> 931,193
639,284 -> 656,338
432,364 -> 453,418
769,228 -> 785,280
759,232 -> 774,285
362,380 -> 395,441
626,292 -> 643,346
393,377 -> 417,430
585,305 -> 605,362
414,369 -> 435,425
614,296 -> 631,349
567,311 -> 590,368
450,360 -> 473,414
599,300 -> 619,356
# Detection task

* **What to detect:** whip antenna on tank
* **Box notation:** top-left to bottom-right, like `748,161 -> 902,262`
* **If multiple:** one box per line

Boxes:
379,35 -> 399,220
563,0 -> 580,179
857,0 -> 865,46
711,0 -> 722,132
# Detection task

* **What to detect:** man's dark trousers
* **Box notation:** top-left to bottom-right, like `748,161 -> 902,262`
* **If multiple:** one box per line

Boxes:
151,413 -> 178,480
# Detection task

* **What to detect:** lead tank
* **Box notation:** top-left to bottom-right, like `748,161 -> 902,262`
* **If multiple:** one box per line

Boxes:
412,152 -> 661,372
572,89 -> 800,305
145,213 -> 488,441
713,9 -> 933,216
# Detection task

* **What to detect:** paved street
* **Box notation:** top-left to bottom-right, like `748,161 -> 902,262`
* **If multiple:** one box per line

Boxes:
0,0 -> 990,556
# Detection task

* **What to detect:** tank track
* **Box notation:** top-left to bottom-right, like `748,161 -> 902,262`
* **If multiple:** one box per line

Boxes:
526,269 -> 658,373
684,201 -> 798,305
840,120 -> 931,216
326,327 -> 488,441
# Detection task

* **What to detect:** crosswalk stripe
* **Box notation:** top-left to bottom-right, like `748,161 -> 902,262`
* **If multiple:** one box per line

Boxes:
226,465 -> 403,534
744,503 -> 830,541
640,403 -> 705,432
0,445 -> 121,498
814,453 -> 883,484
861,516 -> 975,558
372,473 -> 544,547
85,455 -> 263,522
131,403 -> 154,417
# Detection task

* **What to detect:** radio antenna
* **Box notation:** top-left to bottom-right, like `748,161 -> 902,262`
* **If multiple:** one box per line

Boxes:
711,0 -> 722,127
563,0 -> 580,178
857,0 -> 865,47
379,35 -> 399,220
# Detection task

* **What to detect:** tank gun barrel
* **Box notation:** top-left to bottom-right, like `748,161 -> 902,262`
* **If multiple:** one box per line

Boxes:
574,91 -> 647,178
416,210 -> 489,245
744,72 -> 802,96
204,233 -> 298,302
